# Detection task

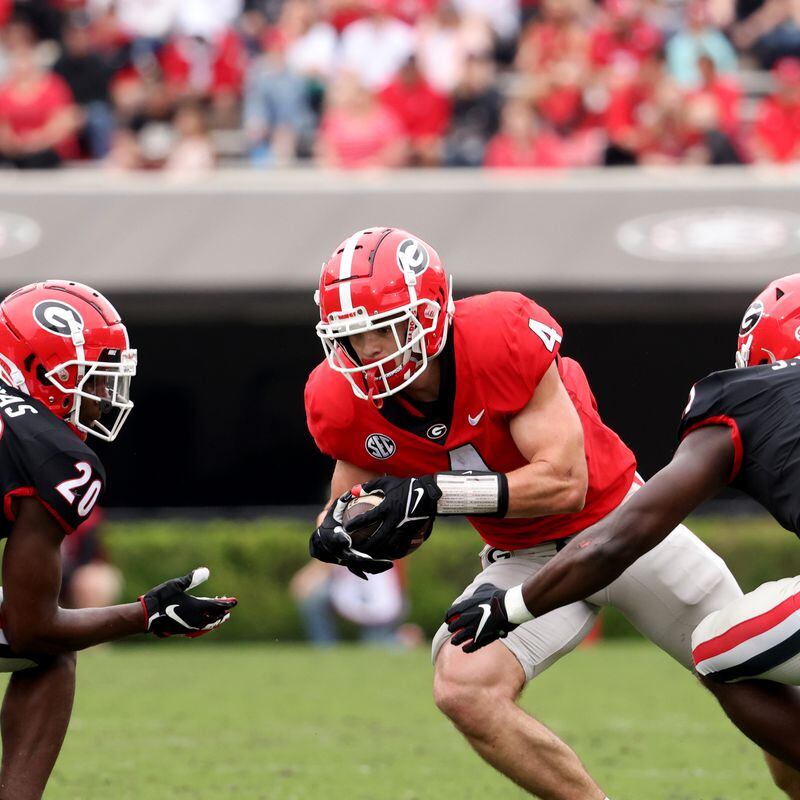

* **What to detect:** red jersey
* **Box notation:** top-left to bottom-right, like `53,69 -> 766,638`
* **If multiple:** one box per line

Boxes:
483,131 -> 567,169
0,72 -> 78,159
305,292 -> 636,551
753,95 -> 800,163
379,77 -> 451,141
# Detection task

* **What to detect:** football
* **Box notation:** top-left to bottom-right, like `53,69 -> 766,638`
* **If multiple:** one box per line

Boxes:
342,492 -> 434,559
342,493 -> 383,547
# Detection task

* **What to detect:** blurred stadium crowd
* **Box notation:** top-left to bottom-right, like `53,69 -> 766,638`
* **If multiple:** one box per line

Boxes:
2,0 -> 800,170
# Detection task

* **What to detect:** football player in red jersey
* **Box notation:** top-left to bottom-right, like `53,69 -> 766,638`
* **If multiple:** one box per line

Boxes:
305,228 -> 754,800
0,281 -> 237,800
445,273 -> 800,792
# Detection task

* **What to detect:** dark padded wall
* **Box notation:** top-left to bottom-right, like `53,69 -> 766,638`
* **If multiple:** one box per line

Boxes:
96,291 -> 747,509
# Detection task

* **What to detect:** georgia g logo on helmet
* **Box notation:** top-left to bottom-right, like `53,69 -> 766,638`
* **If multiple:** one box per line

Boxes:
396,238 -> 430,277
33,300 -> 84,338
739,300 -> 764,337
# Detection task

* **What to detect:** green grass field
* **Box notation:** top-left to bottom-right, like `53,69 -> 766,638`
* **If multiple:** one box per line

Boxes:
30,641 -> 780,800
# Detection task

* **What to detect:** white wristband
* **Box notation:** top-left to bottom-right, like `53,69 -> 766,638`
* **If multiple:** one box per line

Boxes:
435,472 -> 505,515
504,584 -> 534,625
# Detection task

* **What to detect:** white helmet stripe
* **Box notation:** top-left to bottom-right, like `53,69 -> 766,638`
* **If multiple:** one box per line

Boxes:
338,228 -> 372,313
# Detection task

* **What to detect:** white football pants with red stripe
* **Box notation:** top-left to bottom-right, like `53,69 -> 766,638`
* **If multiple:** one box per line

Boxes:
692,576 -> 800,684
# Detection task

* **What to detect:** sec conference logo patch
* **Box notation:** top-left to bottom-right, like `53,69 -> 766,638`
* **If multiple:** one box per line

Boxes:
365,433 -> 396,459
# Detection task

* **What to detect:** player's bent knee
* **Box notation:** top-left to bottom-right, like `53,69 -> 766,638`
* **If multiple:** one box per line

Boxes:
17,651 -> 77,679
433,639 -> 523,734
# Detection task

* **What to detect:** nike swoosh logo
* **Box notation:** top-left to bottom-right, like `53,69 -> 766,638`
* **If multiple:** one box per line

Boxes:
474,603 -> 492,640
410,487 -> 425,515
468,410 -> 485,426
165,604 -> 193,630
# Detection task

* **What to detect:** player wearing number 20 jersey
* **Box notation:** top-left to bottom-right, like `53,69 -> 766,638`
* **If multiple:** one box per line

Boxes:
0,379 -> 106,537
306,291 -> 637,551
0,281 -> 236,800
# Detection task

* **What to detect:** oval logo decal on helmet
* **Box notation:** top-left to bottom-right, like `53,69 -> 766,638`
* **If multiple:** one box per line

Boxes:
33,300 -> 84,338
365,433 -> 396,460
396,238 -> 430,276
739,300 -> 764,337
426,423 -> 447,440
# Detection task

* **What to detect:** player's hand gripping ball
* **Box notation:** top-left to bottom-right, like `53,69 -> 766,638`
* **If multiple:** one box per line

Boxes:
308,492 -> 393,580
342,484 -> 435,560
341,492 -> 384,546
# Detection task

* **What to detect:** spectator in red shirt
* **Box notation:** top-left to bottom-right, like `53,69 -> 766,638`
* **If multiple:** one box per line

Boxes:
0,22 -> 80,168
316,73 -> 408,168
515,0 -> 589,74
484,97 -> 567,168
589,0 -> 662,82
634,76 -> 704,164
601,49 -> 666,163
751,56 -> 800,162
688,54 -> 742,138
159,27 -> 247,128
379,56 -> 450,165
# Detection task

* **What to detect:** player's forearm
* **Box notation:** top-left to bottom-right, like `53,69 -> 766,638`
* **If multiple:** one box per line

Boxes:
6,602 -> 145,656
512,489 -> 686,620
518,510 -> 646,618
504,459 -> 587,518
430,461 -> 585,519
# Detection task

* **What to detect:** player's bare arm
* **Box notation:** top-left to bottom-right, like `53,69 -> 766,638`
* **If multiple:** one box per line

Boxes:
3,497 -> 237,654
446,425 -> 734,651
2,498 -> 143,654
314,460 -> 380,527
505,360 -> 588,517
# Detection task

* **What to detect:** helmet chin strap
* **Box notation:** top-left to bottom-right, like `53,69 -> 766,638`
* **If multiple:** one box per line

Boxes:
0,354 -> 27,391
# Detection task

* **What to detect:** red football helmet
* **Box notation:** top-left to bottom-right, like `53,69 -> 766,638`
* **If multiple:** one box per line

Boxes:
735,274 -> 800,368
315,227 -> 454,402
0,280 -> 136,441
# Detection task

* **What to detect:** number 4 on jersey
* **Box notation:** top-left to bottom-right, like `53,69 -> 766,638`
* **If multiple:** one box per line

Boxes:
56,462 -> 102,518
528,318 -> 562,352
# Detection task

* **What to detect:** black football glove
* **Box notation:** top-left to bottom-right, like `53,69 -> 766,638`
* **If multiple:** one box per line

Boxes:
343,475 -> 441,560
140,567 -> 237,638
309,492 -> 393,580
444,583 -> 519,653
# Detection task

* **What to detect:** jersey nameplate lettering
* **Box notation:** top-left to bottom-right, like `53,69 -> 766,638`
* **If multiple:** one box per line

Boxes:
0,386 -> 37,418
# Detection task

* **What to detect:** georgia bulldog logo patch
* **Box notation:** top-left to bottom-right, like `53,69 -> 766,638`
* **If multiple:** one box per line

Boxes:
365,433 -> 396,459
739,300 -> 764,337
396,238 -> 430,277
33,300 -> 84,338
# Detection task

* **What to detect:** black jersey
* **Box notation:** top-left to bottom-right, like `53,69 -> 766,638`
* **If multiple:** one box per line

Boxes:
678,361 -> 800,534
0,382 -> 105,538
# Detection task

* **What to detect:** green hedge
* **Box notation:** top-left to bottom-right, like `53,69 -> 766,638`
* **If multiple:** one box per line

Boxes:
104,514 -> 800,641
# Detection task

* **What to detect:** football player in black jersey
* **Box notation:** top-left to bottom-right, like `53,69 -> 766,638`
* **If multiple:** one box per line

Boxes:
445,273 -> 800,787
0,281 -> 237,800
